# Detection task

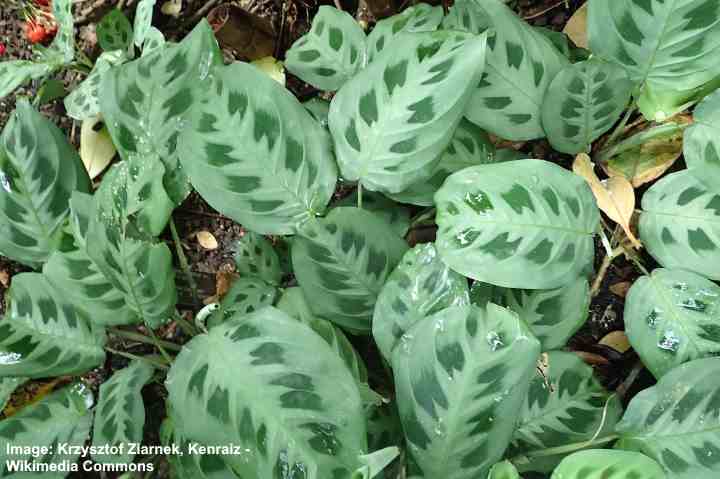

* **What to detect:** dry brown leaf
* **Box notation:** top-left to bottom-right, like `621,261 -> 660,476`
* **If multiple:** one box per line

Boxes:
563,2 -> 588,49
3,379 -> 62,417
573,153 -> 641,249
609,281 -> 632,298
196,231 -> 219,250
600,330 -> 631,353
574,351 -> 610,366
0,270 -> 8,288
80,116 -> 116,180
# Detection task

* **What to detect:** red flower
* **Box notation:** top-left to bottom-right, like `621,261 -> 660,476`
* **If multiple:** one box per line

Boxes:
25,22 -> 47,44
0,43 -> 6,56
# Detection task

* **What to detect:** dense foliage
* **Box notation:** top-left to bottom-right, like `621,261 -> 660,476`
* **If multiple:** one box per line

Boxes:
1,0 -> 720,477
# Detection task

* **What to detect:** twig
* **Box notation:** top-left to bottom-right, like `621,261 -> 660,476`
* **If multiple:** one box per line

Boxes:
523,0 -> 567,20
334,0 -> 343,10
147,327 -> 173,364
186,0 -> 221,26
105,347 -> 169,370
169,218 -> 200,308
109,327 -> 183,352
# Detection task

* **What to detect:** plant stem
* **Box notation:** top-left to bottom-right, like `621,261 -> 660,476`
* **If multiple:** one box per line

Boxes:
604,101 -> 636,149
174,311 -> 199,336
597,121 -> 691,165
109,328 -> 182,352
169,218 -> 200,308
357,182 -> 363,209
510,434 -> 620,465
148,327 -> 173,364
105,347 -> 169,370
409,208 -> 436,229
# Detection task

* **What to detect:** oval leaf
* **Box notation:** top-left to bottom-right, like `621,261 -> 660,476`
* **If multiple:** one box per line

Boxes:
180,61 -> 337,235
234,232 -> 282,286
208,276 -> 277,328
329,30 -> 488,194
435,159 -> 600,289
684,89 -> 720,185
550,450 -> 666,479
373,243 -> 470,361
134,0 -> 158,47
65,50 -> 126,121
334,190 -> 411,237
285,6 -> 367,91
97,9 -> 133,54
487,461 -> 520,479
639,169 -> 720,280
366,3 -> 443,61
615,357 -> 720,478
625,268 -> 720,378
392,304 -> 541,479
292,207 -> 408,333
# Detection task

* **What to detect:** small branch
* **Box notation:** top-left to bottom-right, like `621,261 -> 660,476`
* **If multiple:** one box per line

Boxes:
510,434 -> 620,465
334,0 -> 343,10
109,327 -> 183,352
169,218 -> 200,308
604,101 -> 636,149
148,327 -> 173,364
105,347 -> 169,370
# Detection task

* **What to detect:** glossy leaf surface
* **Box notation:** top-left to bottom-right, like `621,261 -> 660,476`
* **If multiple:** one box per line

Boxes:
550,450 -> 666,479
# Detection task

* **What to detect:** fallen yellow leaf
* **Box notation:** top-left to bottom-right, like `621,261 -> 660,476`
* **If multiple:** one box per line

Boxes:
196,231 -> 219,250
573,153 -> 641,249
600,330 -> 631,354
80,116 -> 116,180
251,57 -> 286,86
563,2 -> 588,49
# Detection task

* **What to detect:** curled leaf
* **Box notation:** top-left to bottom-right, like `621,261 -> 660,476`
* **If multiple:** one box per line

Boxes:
80,115 -> 116,180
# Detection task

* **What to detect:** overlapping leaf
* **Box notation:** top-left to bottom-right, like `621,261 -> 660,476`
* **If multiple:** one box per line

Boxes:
335,191 -> 411,237
0,99 -> 90,265
208,277 -> 277,328
487,461 -> 520,479
166,307 -> 374,478
367,3 -> 443,61
639,169 -> 720,280
389,119 -> 497,206
65,50 -> 125,121
0,384 -> 93,474
508,351 -> 622,473
550,450 -> 666,479
615,357 -> 720,478
588,0 -> 720,121
435,160 -> 599,289
0,61 -> 53,99
134,0 -> 158,48
373,243 -> 470,361
285,6 -> 367,91
292,207 -> 408,333
100,20 -> 223,204
329,30 -> 488,194
392,304 -> 540,479
0,377 -> 27,412
92,360 -> 155,464
179,61 -> 337,235
625,268 -> 720,379
234,232 -> 282,285
441,0 -> 490,34
684,90 -> 720,185
97,10 -> 133,54
541,59 -> 633,154
460,0 -> 569,140
470,278 -> 590,351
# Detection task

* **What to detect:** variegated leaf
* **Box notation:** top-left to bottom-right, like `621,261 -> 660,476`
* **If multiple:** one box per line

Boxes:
508,351 -> 622,473
684,89 -> 720,185
100,20 -> 223,204
329,31 -> 488,194
285,6 -> 367,91
166,307 -> 380,478
92,360 -> 155,464
97,10 -> 133,54
550,450 -> 666,479
435,160 -> 600,289
65,50 -> 126,121
460,0 -> 569,141
469,278 -> 590,351
0,61 -> 53,99
541,59 -> 633,154
141,27 -> 166,55
625,268 -> 720,379
161,417 -> 239,478
487,461 -> 520,479
180,62 -> 337,235
0,273 -> 105,378
0,385 -> 93,473
373,243 -> 470,361
392,304 -> 541,479
615,357 -> 720,479
0,377 -> 27,412
0,99 -> 90,265
441,0 -> 490,34
367,3 -> 443,61
134,0 -> 158,48
335,190 -> 411,237
303,98 -> 330,128
234,232 -> 282,285
388,119 -> 496,207
208,276 -> 278,328
292,207 -> 408,333
588,0 -> 720,122
639,169 -> 720,280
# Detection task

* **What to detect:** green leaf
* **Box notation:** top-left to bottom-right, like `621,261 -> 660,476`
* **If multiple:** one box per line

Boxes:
639,169 -> 720,280
134,0 -> 158,48
329,30 -> 488,194
207,276 -> 277,328
550,450 -> 666,479
392,304 -> 541,479
98,10 -> 134,54
0,99 -> 90,265
335,190 -> 411,237
0,61 -> 54,99
588,0 -> 720,122
292,207 -> 408,333
469,279 -> 590,351
100,20 -> 223,205
166,307 -> 375,478
180,62 -> 337,235
441,0 -> 490,34
46,0 -> 75,64
304,98 -> 330,128
508,351 -> 622,473
234,232 -> 282,285
92,360 -> 155,464
541,59 -> 633,155
388,119 -> 497,207
460,0 -> 569,141
435,159 -> 600,289
615,357 -> 720,478
366,4 -> 443,61
638,75 -> 720,122
624,268 -> 720,379
285,6 -> 367,91
487,461 -> 520,479
44,248 -> 138,327
276,287 -> 317,325
65,50 -> 126,121
141,27 -> 166,55
367,402 -> 403,453
373,243 -> 470,361
0,273 -> 105,377
0,384 -> 93,474
684,90 -> 720,183
0,377 -> 27,412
